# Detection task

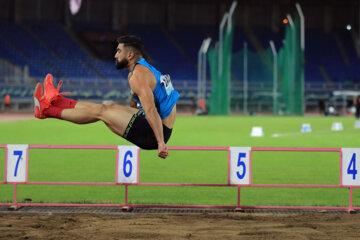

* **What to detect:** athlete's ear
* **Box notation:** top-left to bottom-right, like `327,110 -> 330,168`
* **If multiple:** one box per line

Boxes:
127,51 -> 135,60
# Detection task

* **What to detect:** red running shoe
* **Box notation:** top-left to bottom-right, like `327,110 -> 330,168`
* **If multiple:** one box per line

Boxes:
43,73 -> 70,104
33,83 -> 49,119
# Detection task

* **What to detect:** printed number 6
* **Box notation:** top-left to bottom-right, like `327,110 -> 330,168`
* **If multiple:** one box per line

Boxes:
237,153 -> 246,179
123,150 -> 133,177
13,151 -> 23,177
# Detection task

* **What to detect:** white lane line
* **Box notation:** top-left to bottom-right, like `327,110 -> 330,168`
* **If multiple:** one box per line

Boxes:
272,128 -> 360,137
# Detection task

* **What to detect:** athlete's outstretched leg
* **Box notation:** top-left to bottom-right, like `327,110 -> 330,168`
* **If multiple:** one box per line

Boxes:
60,101 -> 138,136
34,77 -> 139,137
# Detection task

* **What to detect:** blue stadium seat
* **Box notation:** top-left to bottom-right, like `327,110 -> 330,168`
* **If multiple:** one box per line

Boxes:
1,20 -> 359,97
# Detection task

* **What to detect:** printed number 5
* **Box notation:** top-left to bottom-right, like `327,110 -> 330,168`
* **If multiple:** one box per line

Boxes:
237,153 -> 246,179
123,151 -> 133,177
13,151 -> 23,177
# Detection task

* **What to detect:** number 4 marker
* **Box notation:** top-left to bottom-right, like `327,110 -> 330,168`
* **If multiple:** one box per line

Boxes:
342,149 -> 360,186
347,153 -> 357,180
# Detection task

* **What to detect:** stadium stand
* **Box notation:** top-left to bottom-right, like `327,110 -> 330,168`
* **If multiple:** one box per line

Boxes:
1,21 -> 360,112
129,24 -> 197,81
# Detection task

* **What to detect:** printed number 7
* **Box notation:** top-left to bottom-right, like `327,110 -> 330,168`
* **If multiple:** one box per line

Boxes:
13,151 -> 23,177
237,153 -> 246,179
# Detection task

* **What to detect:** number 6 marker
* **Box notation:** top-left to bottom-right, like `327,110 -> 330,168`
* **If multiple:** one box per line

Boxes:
6,144 -> 29,183
230,147 -> 251,185
117,146 -> 139,184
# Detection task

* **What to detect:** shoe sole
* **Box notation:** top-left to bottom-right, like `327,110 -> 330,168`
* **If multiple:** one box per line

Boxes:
34,83 -> 44,119
43,73 -> 53,96
44,73 -> 56,103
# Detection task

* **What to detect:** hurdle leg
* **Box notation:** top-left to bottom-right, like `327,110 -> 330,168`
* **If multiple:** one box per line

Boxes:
122,184 -> 132,212
235,186 -> 243,212
348,187 -> 356,214
8,184 -> 21,211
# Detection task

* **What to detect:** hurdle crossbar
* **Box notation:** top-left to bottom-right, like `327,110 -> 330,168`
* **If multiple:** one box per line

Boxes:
0,145 -> 357,211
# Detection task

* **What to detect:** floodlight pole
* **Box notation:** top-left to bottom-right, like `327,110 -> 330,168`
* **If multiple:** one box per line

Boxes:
358,0 -> 360,45
270,40 -> 278,115
202,38 -> 211,103
219,1 -> 237,77
295,3 -> 305,51
197,38 -> 211,112
227,1 -> 237,114
287,14 -> 295,114
296,2 -> 305,115
197,40 -> 206,112
243,42 -> 248,115
218,13 -> 229,77
203,38 -> 211,90
227,1 -> 238,27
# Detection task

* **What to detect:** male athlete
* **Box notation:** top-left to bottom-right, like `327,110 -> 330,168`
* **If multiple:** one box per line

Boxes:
33,35 -> 179,159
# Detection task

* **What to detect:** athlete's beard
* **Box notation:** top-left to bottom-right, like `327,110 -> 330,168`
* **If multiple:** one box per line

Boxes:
115,58 -> 129,70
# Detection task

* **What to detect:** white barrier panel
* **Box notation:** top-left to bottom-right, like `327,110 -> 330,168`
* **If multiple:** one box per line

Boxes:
342,148 -> 360,186
331,122 -> 343,131
6,144 -> 28,182
301,123 -> 312,132
251,127 -> 264,137
230,147 -> 251,184
117,146 -> 139,184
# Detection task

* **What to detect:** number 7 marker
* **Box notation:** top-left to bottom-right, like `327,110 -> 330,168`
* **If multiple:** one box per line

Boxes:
13,151 -> 23,177
6,145 -> 29,183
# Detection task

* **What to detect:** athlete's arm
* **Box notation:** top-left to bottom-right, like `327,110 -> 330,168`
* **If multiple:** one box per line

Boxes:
128,73 -> 138,109
129,95 -> 137,108
129,73 -> 168,159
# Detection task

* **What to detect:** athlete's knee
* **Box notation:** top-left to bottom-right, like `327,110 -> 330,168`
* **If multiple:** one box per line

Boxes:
93,103 -> 107,118
94,102 -> 116,119
103,101 -> 115,107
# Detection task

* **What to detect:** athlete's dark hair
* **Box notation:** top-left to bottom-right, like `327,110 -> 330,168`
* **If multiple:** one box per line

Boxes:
117,35 -> 148,60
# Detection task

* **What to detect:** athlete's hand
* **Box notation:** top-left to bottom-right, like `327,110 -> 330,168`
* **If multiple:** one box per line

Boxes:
158,142 -> 169,159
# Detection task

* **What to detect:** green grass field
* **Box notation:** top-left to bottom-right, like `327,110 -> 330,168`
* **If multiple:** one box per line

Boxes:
0,116 -> 360,207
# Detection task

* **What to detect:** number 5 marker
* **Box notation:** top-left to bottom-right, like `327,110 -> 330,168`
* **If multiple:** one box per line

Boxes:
230,147 -> 251,185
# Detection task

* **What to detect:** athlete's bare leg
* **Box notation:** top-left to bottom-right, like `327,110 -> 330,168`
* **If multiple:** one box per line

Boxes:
61,101 -> 139,136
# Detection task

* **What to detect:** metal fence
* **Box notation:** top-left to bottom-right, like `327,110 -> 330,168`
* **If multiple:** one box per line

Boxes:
1,144 -> 359,212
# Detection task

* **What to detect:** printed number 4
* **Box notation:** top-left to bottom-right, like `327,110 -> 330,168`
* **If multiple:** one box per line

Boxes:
123,151 -> 133,177
347,153 -> 357,180
237,153 -> 246,180
13,151 -> 23,177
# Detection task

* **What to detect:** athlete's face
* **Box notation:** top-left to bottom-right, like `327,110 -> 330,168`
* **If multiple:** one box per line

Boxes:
114,43 -> 129,70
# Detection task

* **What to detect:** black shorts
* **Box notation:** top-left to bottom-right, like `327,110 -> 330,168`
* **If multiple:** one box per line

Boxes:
123,110 -> 172,150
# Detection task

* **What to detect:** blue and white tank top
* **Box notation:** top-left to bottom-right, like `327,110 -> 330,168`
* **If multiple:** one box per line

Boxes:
131,58 -> 179,119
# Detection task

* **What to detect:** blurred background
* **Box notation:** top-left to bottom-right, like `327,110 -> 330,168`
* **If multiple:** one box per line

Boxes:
0,0 -> 359,116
